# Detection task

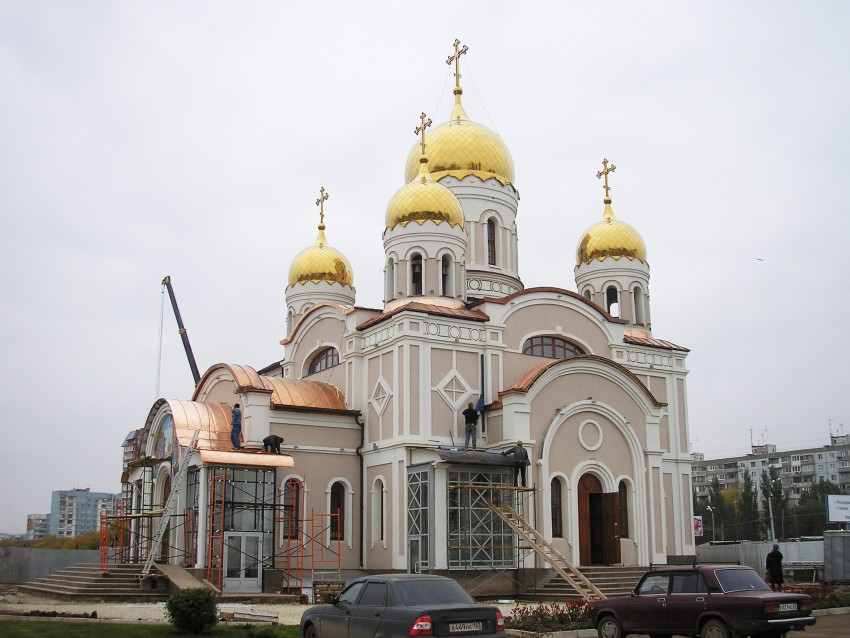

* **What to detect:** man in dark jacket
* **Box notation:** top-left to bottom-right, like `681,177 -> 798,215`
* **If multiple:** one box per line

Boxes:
766,543 -> 784,591
502,441 -> 530,487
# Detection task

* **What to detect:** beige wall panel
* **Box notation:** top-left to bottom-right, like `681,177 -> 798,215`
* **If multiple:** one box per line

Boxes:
527,373 -> 648,449
664,472 -> 675,556
653,467 -> 663,553
456,351 -> 479,392
432,348 -> 453,384
549,412 -> 635,479
296,319 -> 345,378
659,414 -> 670,452
410,345 -> 420,436
485,412 -> 503,443
431,395 -> 455,441
677,379 -> 688,454
501,304 -> 611,354
648,375 -> 667,403
202,381 -> 236,407
273,422 -> 361,449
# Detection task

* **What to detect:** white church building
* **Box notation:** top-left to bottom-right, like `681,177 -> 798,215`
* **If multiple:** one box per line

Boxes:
121,42 -> 694,596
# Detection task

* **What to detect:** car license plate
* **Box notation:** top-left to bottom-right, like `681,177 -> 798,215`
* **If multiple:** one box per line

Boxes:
779,603 -> 797,612
449,621 -> 482,632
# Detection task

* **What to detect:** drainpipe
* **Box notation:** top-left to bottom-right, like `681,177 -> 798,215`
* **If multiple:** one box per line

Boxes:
354,414 -> 365,569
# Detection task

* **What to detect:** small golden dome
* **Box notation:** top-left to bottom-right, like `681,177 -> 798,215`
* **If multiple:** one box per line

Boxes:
386,156 -> 464,230
288,223 -> 354,287
576,199 -> 647,265
404,96 -> 515,185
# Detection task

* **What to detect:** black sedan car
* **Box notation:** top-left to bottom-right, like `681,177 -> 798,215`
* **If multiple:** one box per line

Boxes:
300,574 -> 506,638
587,565 -> 815,638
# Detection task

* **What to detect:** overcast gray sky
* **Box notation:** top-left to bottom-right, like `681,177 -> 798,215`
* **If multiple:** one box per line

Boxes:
1,2 -> 848,534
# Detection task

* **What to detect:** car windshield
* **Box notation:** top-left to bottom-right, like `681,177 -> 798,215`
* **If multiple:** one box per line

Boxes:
395,579 -> 476,606
715,568 -> 771,592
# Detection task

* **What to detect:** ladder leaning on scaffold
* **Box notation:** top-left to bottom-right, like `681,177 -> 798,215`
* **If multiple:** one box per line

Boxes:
142,429 -> 200,576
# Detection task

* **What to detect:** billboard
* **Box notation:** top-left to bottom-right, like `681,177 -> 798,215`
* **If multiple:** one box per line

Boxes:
827,494 -> 850,523
693,516 -> 704,537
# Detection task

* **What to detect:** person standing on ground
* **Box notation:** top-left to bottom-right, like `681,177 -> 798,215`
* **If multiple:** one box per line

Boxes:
462,401 -> 479,450
766,543 -> 784,591
501,441 -> 531,487
231,403 -> 242,450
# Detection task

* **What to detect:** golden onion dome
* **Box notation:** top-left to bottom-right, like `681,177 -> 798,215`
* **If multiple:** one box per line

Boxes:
403,93 -> 515,185
386,155 -> 464,230
576,198 -> 647,265
288,223 -> 354,287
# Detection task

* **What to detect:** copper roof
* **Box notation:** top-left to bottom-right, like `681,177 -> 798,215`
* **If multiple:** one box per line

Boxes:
357,300 -> 489,331
194,363 -> 351,412
623,330 -> 689,352
501,354 -> 665,407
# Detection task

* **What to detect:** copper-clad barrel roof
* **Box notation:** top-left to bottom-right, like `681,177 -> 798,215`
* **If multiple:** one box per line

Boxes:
194,363 -> 350,412
165,399 -> 234,451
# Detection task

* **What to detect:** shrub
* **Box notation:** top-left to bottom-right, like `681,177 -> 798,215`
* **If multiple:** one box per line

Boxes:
785,583 -> 850,609
164,587 -> 220,634
506,600 -> 590,633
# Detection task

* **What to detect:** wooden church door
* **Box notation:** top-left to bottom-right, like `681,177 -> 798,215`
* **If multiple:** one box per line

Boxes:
578,474 -> 621,565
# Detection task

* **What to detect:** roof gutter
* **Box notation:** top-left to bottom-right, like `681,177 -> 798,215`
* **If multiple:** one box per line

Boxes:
354,414 -> 365,569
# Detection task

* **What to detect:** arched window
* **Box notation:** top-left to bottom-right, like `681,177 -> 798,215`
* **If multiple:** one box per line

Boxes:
308,347 -> 339,374
282,478 -> 302,540
633,286 -> 645,325
583,289 -> 592,301
286,308 -> 294,334
606,286 -> 620,317
551,477 -> 563,538
330,481 -> 345,541
522,336 -> 585,359
619,481 -> 630,538
410,253 -> 423,296
385,259 -> 395,302
371,479 -> 385,543
440,255 -> 452,297
487,219 -> 497,266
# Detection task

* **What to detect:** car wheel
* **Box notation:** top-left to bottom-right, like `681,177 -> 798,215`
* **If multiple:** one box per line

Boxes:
597,615 -> 623,638
303,623 -> 317,638
701,618 -> 731,638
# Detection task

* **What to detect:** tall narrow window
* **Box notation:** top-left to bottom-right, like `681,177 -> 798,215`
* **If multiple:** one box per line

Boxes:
386,260 -> 395,302
618,481 -> 630,538
330,481 -> 345,541
371,479 -> 385,543
282,478 -> 302,540
633,286 -> 645,325
411,254 -> 423,296
606,286 -> 619,317
487,219 -> 497,266
440,255 -> 452,297
551,478 -> 563,538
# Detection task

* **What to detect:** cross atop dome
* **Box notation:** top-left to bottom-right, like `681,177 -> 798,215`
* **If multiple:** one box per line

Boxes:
446,39 -> 468,93
415,112 -> 432,156
596,158 -> 616,202
316,186 -> 329,227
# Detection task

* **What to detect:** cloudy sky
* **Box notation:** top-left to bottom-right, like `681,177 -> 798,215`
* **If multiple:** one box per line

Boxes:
1,2 -> 848,534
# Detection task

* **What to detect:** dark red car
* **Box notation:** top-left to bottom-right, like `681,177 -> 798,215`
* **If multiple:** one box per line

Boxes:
587,565 -> 816,638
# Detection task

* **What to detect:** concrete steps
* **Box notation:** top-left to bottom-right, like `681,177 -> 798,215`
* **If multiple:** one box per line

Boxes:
18,563 -> 169,602
530,565 -> 646,601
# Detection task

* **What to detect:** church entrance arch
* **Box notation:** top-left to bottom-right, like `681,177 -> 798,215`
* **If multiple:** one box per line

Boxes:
577,473 -> 620,565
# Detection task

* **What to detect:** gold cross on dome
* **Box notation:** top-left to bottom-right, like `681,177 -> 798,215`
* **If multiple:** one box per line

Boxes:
415,112 -> 432,155
596,158 -> 617,198
446,39 -> 468,89
316,186 -> 329,224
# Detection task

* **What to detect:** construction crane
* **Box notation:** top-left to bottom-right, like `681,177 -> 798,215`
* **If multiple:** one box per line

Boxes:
161,276 -> 201,385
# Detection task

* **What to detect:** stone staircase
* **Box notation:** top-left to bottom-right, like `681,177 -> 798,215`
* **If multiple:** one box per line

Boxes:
530,565 -> 646,601
18,563 -> 170,602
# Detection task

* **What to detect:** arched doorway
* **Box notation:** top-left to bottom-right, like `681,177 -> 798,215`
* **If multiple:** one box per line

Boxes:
577,473 -> 620,565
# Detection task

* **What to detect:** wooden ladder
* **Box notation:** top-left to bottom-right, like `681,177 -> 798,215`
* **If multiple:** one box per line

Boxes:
489,501 -> 606,601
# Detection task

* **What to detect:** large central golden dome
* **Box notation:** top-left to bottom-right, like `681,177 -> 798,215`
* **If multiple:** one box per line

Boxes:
288,224 -> 354,287
404,96 -> 515,185
387,156 -> 464,230
576,199 -> 647,265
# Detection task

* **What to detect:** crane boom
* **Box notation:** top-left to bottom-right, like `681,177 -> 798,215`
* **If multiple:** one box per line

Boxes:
161,275 -> 201,385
